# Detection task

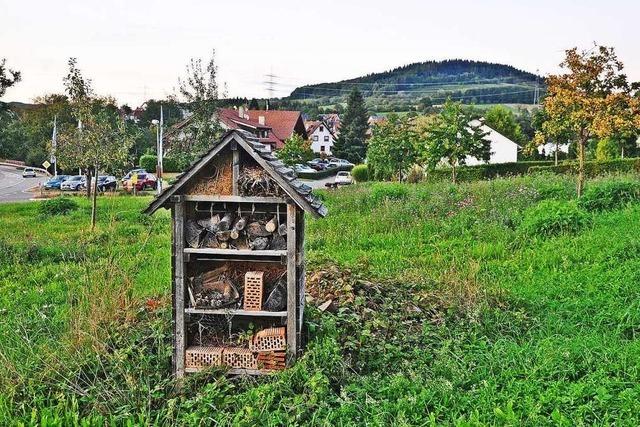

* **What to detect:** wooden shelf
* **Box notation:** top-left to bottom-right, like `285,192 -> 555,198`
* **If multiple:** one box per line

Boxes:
184,195 -> 287,204
185,367 -> 277,376
184,248 -> 286,257
185,308 -> 287,317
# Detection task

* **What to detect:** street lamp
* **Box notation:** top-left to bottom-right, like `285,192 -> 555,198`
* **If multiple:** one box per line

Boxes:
151,106 -> 164,194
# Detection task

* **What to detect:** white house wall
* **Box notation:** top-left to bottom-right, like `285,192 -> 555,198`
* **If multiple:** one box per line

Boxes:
465,124 -> 519,166
309,125 -> 334,155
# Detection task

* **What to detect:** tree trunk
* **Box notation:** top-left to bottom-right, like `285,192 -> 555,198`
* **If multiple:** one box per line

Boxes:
91,164 -> 98,230
85,168 -> 92,199
451,164 -> 457,184
554,142 -> 559,166
577,137 -> 586,197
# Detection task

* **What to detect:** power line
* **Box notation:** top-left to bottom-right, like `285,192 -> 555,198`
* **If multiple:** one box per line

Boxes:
274,77 -> 537,89
289,89 -> 536,102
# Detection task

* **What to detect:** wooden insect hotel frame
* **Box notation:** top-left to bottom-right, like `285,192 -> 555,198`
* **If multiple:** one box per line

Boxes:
145,130 -> 327,377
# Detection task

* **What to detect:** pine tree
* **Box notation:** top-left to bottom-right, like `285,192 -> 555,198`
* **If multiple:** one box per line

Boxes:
332,88 -> 369,163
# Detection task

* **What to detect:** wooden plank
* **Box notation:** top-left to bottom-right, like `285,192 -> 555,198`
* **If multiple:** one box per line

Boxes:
184,367 -> 274,376
232,142 -> 240,196
170,205 -> 177,377
184,248 -> 286,257
174,199 -> 186,379
296,210 -> 306,351
184,195 -> 286,204
185,308 -> 287,317
286,203 -> 297,364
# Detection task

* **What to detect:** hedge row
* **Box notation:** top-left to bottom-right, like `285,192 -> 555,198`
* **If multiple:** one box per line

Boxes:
427,160 -> 555,182
296,165 -> 352,180
139,155 -> 189,174
528,158 -> 640,176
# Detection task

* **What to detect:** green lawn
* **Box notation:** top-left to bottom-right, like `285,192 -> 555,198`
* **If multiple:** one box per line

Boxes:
1,173 -> 639,425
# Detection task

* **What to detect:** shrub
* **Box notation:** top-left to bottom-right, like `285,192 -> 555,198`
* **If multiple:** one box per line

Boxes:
427,161 -> 554,182
351,164 -> 369,182
519,200 -> 588,237
406,165 -> 424,183
139,154 -> 157,172
529,158 -> 640,177
578,180 -> 640,211
369,182 -> 409,204
39,197 -> 79,217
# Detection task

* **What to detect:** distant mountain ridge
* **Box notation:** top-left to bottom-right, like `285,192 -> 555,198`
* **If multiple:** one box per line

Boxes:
288,59 -> 543,105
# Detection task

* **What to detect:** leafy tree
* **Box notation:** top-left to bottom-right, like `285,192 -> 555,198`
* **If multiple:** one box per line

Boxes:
595,137 -> 619,160
57,58 -> 133,229
537,46 -> 640,196
137,99 -> 183,128
176,49 -> 224,156
277,134 -> 313,166
422,100 -> 491,183
332,89 -> 369,163
367,114 -> 420,181
0,58 -> 21,97
248,98 -> 260,110
484,105 -> 524,143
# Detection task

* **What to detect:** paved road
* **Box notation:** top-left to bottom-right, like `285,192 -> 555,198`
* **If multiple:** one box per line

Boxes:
0,165 -> 48,203
300,175 -> 337,189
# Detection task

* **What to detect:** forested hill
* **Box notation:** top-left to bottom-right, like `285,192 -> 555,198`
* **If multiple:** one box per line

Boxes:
288,59 -> 543,106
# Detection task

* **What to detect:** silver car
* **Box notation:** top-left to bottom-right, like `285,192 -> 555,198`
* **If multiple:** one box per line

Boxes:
22,167 -> 36,178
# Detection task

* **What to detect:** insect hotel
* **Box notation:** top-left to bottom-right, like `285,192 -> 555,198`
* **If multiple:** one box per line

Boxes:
145,130 -> 327,377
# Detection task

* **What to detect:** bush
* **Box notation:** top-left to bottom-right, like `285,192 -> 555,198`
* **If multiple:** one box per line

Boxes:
351,164 -> 369,182
427,161 -> 554,182
369,182 -> 409,204
578,180 -> 640,211
139,154 -> 157,173
519,200 -> 588,237
529,158 -> 640,177
406,165 -> 424,183
39,197 -> 79,217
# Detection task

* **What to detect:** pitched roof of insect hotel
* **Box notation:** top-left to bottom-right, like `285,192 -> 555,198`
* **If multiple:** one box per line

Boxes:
144,129 -> 328,218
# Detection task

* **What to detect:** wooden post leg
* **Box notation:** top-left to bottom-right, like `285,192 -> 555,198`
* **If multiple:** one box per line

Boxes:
174,198 -> 186,379
286,203 -> 297,365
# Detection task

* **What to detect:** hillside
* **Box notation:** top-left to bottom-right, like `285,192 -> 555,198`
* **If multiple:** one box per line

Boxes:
2,173 -> 640,424
288,59 -> 543,108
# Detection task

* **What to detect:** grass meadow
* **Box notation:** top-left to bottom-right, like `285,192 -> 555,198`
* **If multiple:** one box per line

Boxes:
1,172 -> 639,425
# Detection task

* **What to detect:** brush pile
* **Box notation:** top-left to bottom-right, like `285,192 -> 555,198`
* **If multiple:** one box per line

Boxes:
185,211 -> 287,251
238,167 -> 285,197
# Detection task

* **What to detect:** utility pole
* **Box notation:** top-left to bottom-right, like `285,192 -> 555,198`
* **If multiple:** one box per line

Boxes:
264,69 -> 278,110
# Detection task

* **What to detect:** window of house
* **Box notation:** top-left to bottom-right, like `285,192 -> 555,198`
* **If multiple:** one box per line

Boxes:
320,126 -> 324,132
313,135 -> 318,141
324,136 -> 329,142
320,145 -> 325,152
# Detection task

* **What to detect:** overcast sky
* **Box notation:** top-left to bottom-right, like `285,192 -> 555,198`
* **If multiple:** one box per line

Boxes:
1,0 -> 638,106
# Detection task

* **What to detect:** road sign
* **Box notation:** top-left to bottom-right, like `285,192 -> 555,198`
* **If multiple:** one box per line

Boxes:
42,160 -> 51,169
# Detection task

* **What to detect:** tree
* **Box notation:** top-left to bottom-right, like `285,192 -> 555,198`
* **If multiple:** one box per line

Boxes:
176,49 -> 224,156
277,134 -> 313,166
422,100 -> 491,184
57,58 -> 133,230
332,88 -> 369,163
0,58 -> 21,97
367,114 -> 420,181
248,98 -> 260,110
484,105 -> 524,144
537,46 -> 640,196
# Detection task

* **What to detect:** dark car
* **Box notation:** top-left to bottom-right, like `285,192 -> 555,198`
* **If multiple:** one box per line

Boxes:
43,175 -> 71,190
307,158 -> 329,171
97,175 -> 117,191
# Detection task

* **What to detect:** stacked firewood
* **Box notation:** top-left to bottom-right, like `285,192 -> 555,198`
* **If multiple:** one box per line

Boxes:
186,212 -> 287,250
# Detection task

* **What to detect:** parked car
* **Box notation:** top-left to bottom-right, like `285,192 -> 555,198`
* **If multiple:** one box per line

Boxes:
307,158 -> 329,171
328,158 -> 355,169
22,167 -> 37,178
60,175 -> 86,191
96,175 -> 117,191
121,168 -> 146,184
293,163 -> 316,174
123,172 -> 157,191
43,175 -> 71,190
335,171 -> 353,185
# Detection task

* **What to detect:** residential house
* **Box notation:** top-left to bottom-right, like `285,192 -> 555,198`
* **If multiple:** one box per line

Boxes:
463,120 -> 519,165
318,113 -> 341,135
165,107 -> 307,154
305,120 -> 335,155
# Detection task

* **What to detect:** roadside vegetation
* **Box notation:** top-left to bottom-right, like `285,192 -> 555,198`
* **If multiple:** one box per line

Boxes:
1,172 -> 640,424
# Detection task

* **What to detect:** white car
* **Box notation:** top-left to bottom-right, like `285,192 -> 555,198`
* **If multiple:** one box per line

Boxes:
22,167 -> 36,178
293,163 -> 316,174
335,171 -> 353,185
328,159 -> 355,169
61,175 -> 86,191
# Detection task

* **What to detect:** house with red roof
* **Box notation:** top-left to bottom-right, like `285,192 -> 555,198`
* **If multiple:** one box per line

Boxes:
165,107 -> 307,153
